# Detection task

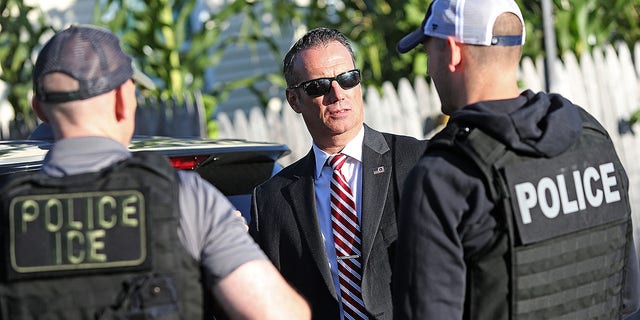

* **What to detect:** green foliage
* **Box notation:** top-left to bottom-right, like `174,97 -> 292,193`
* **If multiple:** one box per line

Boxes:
286,0 -> 640,125
291,0 -> 640,89
0,0 -> 53,132
287,0 -> 428,90
1,0 -> 640,137
631,110 -> 640,127
549,0 -> 640,57
93,0 -> 286,137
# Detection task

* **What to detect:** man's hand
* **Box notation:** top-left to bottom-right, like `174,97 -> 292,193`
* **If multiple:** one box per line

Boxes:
233,210 -> 249,232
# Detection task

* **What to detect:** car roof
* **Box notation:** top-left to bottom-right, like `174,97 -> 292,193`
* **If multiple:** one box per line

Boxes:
0,136 -> 290,174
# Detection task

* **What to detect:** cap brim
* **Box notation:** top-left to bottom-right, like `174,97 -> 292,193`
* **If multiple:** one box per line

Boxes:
132,67 -> 156,90
397,29 -> 426,54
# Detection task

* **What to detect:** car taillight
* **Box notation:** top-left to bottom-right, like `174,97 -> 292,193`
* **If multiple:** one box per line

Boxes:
169,155 -> 209,170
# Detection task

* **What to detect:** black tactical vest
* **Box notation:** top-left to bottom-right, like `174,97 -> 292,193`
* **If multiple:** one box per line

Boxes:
0,153 -> 204,319
428,108 -> 632,320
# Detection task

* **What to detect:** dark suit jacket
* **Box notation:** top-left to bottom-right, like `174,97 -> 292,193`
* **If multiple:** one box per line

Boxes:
250,125 -> 428,319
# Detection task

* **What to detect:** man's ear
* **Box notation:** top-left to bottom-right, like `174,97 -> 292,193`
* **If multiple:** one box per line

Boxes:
446,37 -> 462,72
114,80 -> 136,121
286,88 -> 302,114
31,97 -> 49,123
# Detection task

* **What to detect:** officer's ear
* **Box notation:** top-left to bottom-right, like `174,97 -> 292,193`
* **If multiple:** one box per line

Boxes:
446,36 -> 462,72
31,97 -> 49,123
114,79 -> 137,122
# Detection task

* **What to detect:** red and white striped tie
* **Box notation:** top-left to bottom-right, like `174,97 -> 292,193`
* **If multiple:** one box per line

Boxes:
328,154 -> 368,320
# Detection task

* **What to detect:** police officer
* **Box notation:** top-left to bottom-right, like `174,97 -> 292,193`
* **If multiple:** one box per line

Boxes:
392,0 -> 640,319
0,25 -> 310,319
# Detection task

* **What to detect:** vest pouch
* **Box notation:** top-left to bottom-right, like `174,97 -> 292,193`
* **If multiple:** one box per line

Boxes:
0,275 -> 140,319
97,273 -> 181,320
511,220 -> 627,320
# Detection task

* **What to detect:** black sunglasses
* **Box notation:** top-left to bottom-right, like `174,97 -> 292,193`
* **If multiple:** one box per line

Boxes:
290,69 -> 361,97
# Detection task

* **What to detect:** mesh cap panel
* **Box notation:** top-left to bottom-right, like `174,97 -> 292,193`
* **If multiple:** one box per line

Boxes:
33,25 -> 133,103
397,0 -> 525,53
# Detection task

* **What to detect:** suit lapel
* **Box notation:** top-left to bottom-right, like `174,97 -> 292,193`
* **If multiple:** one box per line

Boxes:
360,126 -> 392,270
284,151 -> 337,298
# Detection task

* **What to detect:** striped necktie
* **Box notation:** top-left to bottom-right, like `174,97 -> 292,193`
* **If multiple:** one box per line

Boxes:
328,154 -> 368,320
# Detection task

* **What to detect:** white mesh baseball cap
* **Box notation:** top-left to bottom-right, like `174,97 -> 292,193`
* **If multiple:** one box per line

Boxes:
397,0 -> 525,53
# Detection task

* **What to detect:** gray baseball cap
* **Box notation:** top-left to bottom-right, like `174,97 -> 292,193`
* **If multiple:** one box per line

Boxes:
33,25 -> 155,103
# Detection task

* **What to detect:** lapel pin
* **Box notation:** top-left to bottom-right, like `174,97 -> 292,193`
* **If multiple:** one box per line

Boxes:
373,166 -> 385,175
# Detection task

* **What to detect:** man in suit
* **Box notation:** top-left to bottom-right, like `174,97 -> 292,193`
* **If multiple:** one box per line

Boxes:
249,27 -> 428,320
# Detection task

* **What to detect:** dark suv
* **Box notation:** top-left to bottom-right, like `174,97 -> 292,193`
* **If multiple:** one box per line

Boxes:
0,136 -> 290,222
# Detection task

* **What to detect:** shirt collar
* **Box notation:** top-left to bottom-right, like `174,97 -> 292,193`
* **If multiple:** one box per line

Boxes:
313,126 -> 364,179
42,137 -> 131,177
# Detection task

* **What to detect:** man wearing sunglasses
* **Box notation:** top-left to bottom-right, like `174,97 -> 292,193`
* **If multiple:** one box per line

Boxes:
249,27 -> 428,320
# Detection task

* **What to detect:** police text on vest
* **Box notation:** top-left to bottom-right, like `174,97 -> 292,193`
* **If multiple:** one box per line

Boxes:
10,190 -> 146,272
514,162 -> 621,224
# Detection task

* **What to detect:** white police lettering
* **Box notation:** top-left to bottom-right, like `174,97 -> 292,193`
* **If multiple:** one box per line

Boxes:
515,162 -> 621,224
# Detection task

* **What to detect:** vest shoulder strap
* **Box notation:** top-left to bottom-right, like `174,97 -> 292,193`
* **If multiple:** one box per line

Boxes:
427,121 -> 509,202
427,107 -> 617,203
0,153 -> 175,192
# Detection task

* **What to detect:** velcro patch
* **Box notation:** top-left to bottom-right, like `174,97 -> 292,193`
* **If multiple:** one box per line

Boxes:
5,190 -> 149,281
504,146 -> 628,245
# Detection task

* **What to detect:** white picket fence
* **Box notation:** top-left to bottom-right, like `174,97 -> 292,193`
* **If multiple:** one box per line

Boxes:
216,41 -> 640,247
1,41 -> 639,244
